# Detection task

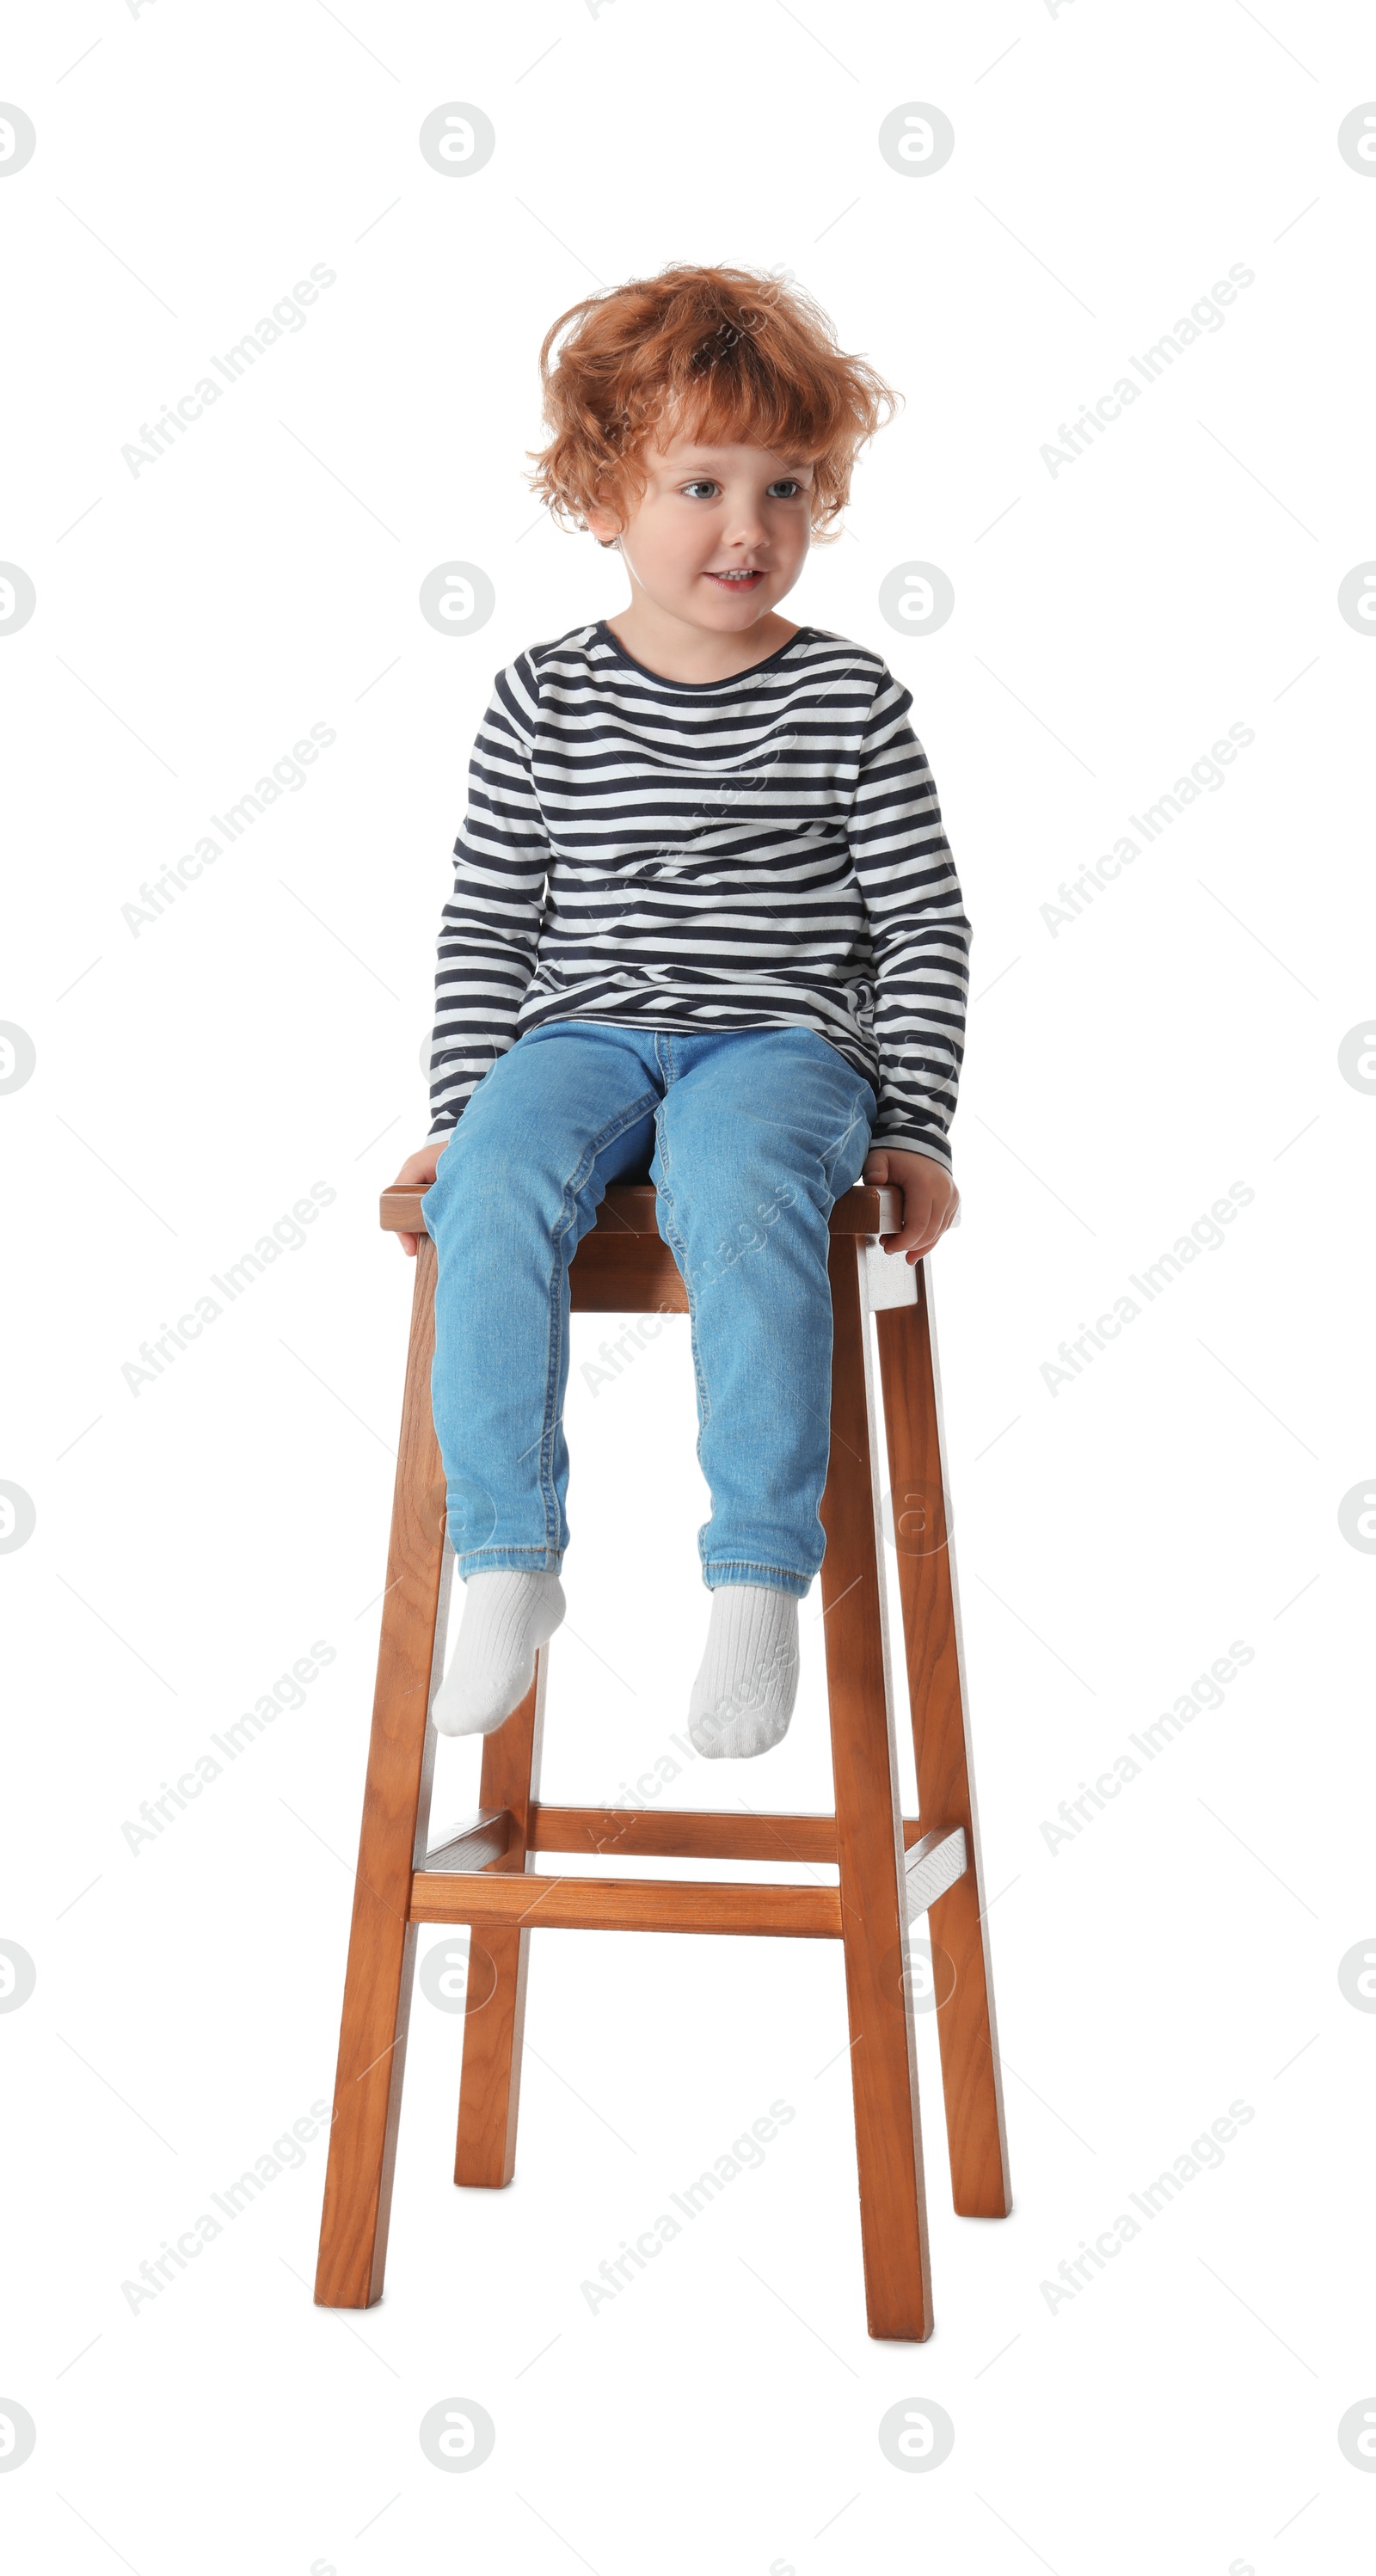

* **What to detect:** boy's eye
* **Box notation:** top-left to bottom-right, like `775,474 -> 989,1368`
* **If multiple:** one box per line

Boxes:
680,479 -> 806,500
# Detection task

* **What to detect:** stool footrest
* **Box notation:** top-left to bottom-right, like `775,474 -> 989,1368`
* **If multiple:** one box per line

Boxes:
905,1826 -> 968,1923
525,1805 -> 931,1864
424,1810 -> 513,1874
409,1869 -> 843,1939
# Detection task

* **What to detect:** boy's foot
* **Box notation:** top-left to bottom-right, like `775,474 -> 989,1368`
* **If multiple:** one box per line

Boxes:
688,1584 -> 801,1758
431,1569 -> 566,1737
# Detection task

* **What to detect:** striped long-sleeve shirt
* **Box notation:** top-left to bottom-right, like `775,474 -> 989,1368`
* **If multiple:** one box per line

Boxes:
427,618 -> 972,1168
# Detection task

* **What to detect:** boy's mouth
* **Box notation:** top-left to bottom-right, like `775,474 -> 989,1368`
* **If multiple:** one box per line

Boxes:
705,568 -> 765,589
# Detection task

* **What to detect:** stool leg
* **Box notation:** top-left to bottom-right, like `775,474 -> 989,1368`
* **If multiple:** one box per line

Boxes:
820,1238 -> 933,2343
315,1239 -> 451,2307
453,1655 -> 547,2187
875,1264 -> 1013,2220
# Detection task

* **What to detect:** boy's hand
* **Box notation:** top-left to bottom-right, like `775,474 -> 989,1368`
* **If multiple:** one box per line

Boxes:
390,1138 -> 449,1258
861,1147 -> 960,1265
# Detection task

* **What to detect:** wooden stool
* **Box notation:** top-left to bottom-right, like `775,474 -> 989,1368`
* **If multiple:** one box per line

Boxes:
314,1181 -> 1011,2342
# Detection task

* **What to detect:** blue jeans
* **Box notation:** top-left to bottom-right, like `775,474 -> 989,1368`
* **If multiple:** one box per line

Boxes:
419,1020 -> 877,1598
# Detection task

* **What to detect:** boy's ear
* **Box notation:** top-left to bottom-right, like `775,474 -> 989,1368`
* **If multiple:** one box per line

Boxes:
584,494 -> 624,548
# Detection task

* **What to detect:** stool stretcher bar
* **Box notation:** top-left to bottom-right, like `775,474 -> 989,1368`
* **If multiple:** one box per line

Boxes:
409,1871 -> 844,1938
905,1826 -> 968,1924
425,1803 -> 938,1869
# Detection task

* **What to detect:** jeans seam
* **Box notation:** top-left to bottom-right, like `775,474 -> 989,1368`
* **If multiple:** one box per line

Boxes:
457,1543 -> 561,1565
821,1091 -> 878,1199
541,1085 -> 666,1551
703,1559 -> 815,1591
651,1106 -> 711,1433
706,1556 -> 814,1573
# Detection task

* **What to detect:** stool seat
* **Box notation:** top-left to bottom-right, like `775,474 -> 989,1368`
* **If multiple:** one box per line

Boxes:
314,1175 -> 1011,2341
379,1180 -> 905,1236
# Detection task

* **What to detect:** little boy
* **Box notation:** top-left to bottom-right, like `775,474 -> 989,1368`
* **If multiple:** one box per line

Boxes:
390,263 -> 971,1759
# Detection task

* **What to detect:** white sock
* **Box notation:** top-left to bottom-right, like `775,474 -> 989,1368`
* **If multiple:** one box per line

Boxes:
431,1569 -> 565,1738
687,1584 -> 801,1759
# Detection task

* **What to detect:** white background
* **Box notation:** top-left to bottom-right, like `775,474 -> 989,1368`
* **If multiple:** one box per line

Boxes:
3,3 -> 1373,2569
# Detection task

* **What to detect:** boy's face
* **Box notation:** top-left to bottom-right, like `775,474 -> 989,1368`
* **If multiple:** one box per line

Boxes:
585,426 -> 815,635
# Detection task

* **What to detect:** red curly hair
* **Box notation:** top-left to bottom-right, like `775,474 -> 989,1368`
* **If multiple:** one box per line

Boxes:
525,261 -> 900,547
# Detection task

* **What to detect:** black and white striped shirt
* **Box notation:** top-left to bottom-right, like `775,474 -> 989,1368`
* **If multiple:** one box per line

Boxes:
427,619 -> 972,1168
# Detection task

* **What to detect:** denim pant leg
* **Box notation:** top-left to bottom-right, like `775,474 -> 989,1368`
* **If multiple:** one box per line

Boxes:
421,1021 -> 663,1578
649,1027 -> 878,1598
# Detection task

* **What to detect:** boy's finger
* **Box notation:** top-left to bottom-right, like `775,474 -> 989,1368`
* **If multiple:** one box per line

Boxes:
883,1199 -> 954,1260
905,1207 -> 956,1262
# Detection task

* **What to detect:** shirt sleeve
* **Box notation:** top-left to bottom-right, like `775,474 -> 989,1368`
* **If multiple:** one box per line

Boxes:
426,653 -> 548,1139
847,664 -> 972,1171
